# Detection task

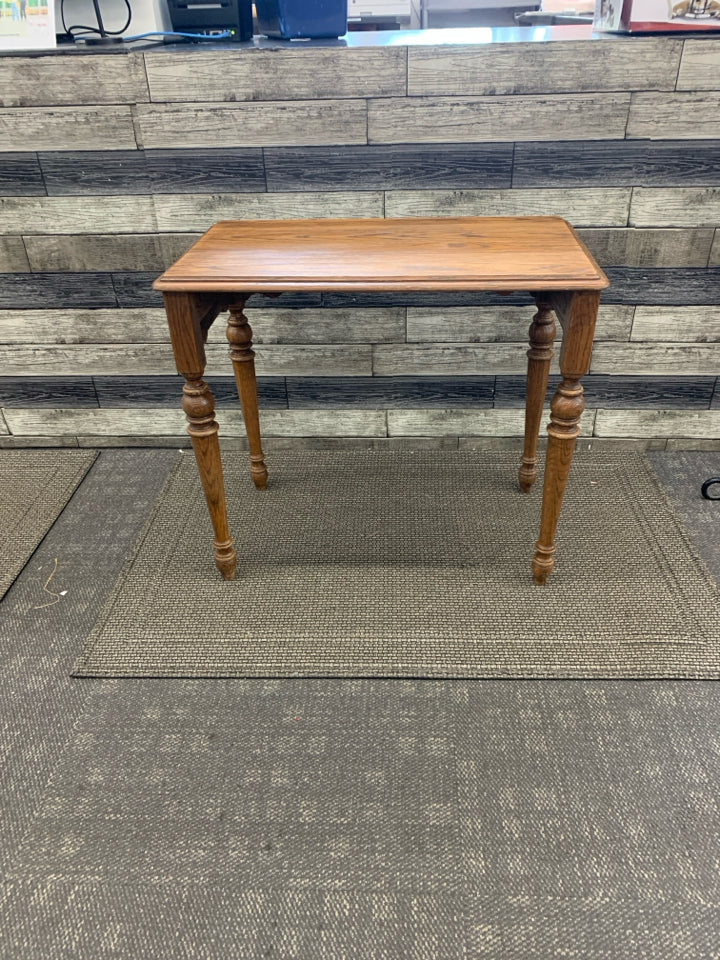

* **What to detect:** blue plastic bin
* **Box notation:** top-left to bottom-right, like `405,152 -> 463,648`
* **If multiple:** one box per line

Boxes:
255,0 -> 347,38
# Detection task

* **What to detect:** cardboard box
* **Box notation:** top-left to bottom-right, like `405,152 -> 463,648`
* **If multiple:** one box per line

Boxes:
594,0 -> 720,31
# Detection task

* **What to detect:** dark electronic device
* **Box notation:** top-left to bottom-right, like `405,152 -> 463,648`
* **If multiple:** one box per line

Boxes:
166,0 -> 253,40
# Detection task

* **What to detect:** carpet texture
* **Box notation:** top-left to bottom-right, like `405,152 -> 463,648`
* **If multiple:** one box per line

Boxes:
0,450 -> 97,601
73,450 -> 720,679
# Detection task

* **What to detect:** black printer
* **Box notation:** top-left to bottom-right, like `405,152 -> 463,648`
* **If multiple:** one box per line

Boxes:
166,0 -> 253,41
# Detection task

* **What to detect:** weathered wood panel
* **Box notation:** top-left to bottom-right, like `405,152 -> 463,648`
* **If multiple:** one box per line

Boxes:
374,343 -> 554,377
204,344 -> 373,378
0,54 -> 149,107
602,267 -> 720,305
264,143 -> 513,192
385,188 -> 630,226
368,94 -> 630,144
322,291 -> 533,308
135,101 -> 368,150
39,151 -> 151,196
594,409 -> 720,438
627,94 -> 720,140
157,234 -> 202,267
24,235 -> 166,272
0,273 -> 117,309
0,106 -> 138,152
0,153 -> 45,196
512,140 -> 720,188
240,308 -> 405,345
0,411 -> 7,434
629,188 -> 720,227
286,376 -> 495,408
144,48 -> 406,101
388,408 -> 586,437
0,197 -> 155,236
578,228 -> 714,267
111,272 -> 163,308
0,344 -> 176,377
0,238 -> 29,272
494,374 -> 716,409
94,375 -> 287,408
2,407 -> 387,438
0,376 -> 97,407
677,39 -> 720,92
711,230 -> 720,268
408,39 -> 681,96
146,148 -> 266,194
0,308 -> 168,344
406,304 -> 633,343
631,306 -> 720,342
153,192 -> 383,232
591,343 -> 720,376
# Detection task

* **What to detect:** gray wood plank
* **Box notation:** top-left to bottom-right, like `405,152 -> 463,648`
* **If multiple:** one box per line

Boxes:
0,239 -> 29,273
387,408 -> 539,437
594,409 -> 720,438
153,192 -> 383,232
264,143 -> 513,192
135,101 -> 368,150
368,94 -> 630,144
144,47 -> 406,102
631,306 -> 720,342
494,374 -> 715,409
94,375 -> 287,408
630,188 -> 720,228
677,39 -> 720,92
157,235 -> 202,267
385,188 -> 631,226
711,230 -> 720,268
24,235 -> 166,272
590,343 -> 720,376
39,151 -> 151,196
242,308 -> 405,344
146,148 -> 266,194
322,291 -> 534,308
408,38 -> 681,96
0,308 -> 168,344
374,343 -> 545,377
602,267 -> 720,305
0,54 -> 149,106
0,106 -> 137,152
0,273 -> 117,309
0,376 -> 97,408
0,153 -> 45,196
407,305 -> 633,343
0,344 -> 177,377
512,140 -> 720,188
627,94 -> 720,140
204,344 -> 373,378
287,376 -> 494,408
0,197 -> 155,236
578,228 -> 714,268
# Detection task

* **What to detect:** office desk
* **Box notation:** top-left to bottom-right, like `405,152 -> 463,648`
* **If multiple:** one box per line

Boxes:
154,216 -> 608,585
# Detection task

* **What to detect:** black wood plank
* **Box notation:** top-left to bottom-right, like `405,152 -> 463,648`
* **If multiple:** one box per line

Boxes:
495,375 -> 716,409
111,272 -> 163,308
0,376 -> 97,407
322,292 -> 534,308
39,150 -> 151,195
513,140 -> 720,188
604,268 -> 720,305
710,379 -> 720,409
0,153 -> 45,196
94,375 -> 287,408
264,143 -> 513,192
0,273 -> 116,309
287,376 -> 495,408
146,148 -> 266,194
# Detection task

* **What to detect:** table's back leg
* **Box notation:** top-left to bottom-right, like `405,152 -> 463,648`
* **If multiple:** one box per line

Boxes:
163,291 -> 237,580
519,298 -> 556,492
532,291 -> 599,585
227,301 -> 269,490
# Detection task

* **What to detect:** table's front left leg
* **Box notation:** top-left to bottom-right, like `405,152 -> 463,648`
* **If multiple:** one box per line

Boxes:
227,300 -> 268,490
163,291 -> 237,580
532,291 -> 599,585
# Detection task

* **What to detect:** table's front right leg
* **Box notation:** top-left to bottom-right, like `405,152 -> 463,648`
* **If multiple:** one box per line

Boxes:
163,291 -> 237,580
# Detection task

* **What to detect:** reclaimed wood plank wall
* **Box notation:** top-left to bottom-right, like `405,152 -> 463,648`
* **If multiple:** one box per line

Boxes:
1,36 -> 719,448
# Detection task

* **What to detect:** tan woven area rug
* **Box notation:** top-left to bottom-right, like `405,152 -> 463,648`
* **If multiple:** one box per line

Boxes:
73,450 -> 720,679
0,449 -> 97,601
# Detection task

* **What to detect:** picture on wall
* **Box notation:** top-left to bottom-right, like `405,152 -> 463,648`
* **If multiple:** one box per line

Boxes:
0,0 -> 56,51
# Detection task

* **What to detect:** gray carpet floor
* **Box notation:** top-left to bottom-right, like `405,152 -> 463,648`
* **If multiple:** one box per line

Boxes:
1,449 -> 719,959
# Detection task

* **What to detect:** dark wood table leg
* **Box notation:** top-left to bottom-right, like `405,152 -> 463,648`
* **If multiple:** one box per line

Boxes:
532,291 -> 600,585
163,291 -> 237,580
519,297 -> 556,492
227,299 -> 268,489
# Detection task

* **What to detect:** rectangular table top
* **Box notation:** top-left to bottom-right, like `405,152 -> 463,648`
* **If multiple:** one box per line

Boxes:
154,216 -> 609,294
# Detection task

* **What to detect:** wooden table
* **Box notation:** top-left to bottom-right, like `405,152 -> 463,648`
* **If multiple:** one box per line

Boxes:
154,216 -> 608,585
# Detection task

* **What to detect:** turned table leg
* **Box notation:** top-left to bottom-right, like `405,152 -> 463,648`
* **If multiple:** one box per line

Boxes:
227,301 -> 268,490
532,291 -> 599,585
163,291 -> 237,580
519,299 -> 556,492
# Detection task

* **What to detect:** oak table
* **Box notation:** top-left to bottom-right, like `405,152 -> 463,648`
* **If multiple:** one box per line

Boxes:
154,216 -> 609,585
